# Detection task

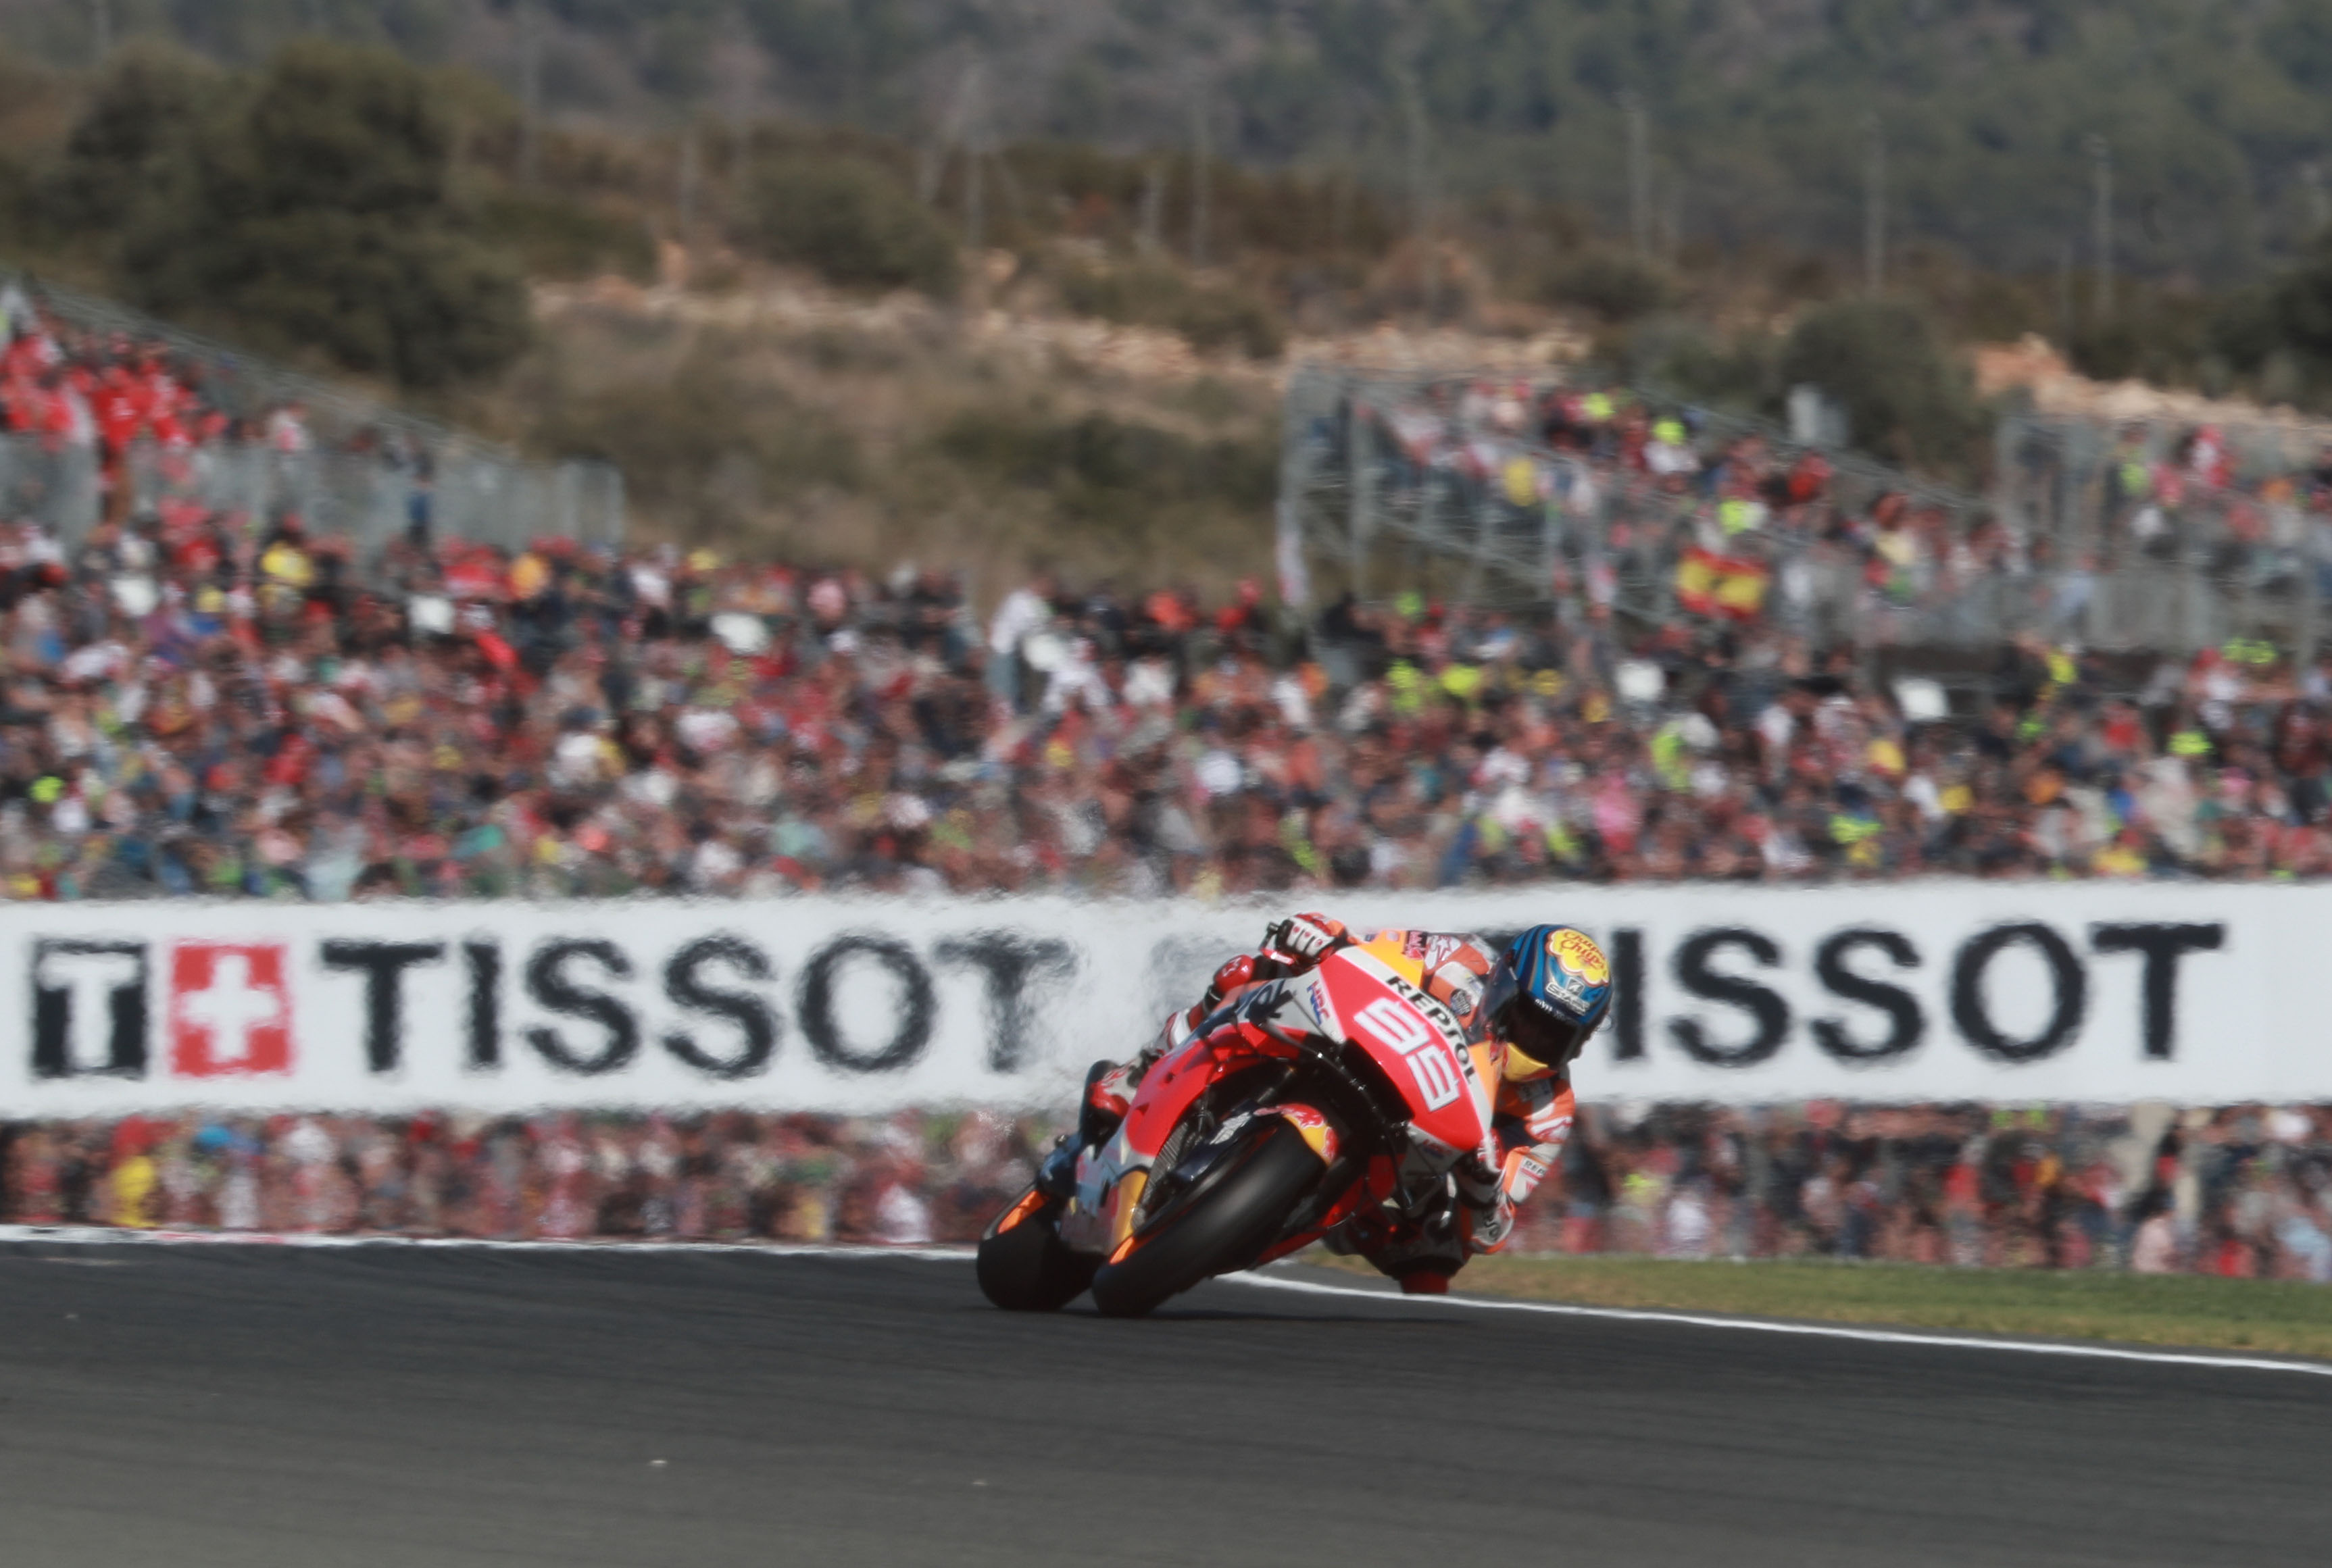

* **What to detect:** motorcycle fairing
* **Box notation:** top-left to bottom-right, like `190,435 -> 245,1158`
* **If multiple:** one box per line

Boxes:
1057,978 -> 1337,1255
1057,1009 -> 1287,1253
1314,944 -> 1495,1156
1256,1102 -> 1339,1165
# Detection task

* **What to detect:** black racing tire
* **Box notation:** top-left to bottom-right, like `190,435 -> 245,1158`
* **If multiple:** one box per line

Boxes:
1089,1119 -> 1325,1319
976,1187 -> 1098,1311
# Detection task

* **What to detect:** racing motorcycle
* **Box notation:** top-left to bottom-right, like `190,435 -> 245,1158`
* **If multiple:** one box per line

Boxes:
976,935 -> 1502,1318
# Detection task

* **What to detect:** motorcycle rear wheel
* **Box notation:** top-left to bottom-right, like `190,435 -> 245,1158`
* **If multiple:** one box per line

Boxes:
1089,1119 -> 1324,1319
976,1186 -> 1099,1311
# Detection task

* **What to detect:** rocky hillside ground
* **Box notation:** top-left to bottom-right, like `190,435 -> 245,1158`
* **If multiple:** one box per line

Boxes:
502,250 -> 1585,595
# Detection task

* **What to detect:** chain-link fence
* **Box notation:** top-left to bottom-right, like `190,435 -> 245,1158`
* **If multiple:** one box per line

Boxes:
0,434 -> 99,539
1,269 -> 624,553
111,440 -> 626,555
1282,364 -> 1989,640
1995,409 -> 2332,659
1283,366 -> 2332,661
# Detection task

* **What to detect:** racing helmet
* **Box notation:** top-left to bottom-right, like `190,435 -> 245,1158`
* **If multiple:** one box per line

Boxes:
1480,924 -> 1612,1075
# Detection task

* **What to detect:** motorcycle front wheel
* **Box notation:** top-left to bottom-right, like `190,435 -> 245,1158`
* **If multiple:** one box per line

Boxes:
1088,1118 -> 1326,1319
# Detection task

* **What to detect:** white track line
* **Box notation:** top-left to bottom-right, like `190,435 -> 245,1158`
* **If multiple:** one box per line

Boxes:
1231,1270 -> 2332,1380
0,1223 -> 972,1261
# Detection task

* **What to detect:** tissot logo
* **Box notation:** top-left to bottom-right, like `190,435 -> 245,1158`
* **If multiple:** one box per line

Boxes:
32,938 -> 301,1082
31,938 -> 147,1078
170,942 -> 293,1077
14,925 -> 1084,1094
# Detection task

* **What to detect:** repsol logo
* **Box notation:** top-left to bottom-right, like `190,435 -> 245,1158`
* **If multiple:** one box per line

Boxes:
28,930 -> 1076,1082
1604,921 -> 2225,1067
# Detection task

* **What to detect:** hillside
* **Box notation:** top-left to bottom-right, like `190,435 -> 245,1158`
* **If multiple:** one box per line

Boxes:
509,270 -> 1288,595
15,24 -> 2332,585
7,1 -> 2332,284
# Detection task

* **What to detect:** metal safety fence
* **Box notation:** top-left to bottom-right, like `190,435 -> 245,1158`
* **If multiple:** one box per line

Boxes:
0,432 -> 625,555
0,436 -> 98,540
1281,365 -> 2332,662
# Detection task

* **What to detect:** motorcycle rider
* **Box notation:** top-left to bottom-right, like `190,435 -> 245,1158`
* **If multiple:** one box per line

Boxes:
1041,913 -> 1613,1294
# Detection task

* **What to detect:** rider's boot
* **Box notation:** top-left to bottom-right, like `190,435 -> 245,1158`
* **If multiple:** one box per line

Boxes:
1033,1136 -> 1080,1198
1354,1209 -> 1466,1293
1034,1057 -> 1145,1197
1034,1007 -> 1197,1198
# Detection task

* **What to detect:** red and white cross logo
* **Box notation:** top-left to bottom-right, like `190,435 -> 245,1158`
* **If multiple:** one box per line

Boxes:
170,942 -> 293,1077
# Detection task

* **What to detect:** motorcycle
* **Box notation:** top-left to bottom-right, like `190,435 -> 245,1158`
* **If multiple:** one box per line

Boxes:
976,935 -> 1504,1317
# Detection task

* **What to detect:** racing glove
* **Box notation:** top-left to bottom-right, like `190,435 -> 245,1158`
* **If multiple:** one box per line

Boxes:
1264,912 -> 1351,965
1190,918 -> 1347,1020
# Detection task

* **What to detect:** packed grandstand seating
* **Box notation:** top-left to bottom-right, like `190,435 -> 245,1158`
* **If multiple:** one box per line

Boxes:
9,289 -> 2332,1284
9,1103 -> 2328,1282
1345,370 -> 2332,663
1378,369 -> 2332,589
0,495 -> 2323,901
9,295 -> 2332,901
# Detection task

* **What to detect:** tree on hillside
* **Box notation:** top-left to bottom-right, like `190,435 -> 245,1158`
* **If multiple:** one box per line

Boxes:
741,153 -> 960,295
1778,299 -> 1983,473
49,42 -> 220,237
64,41 -> 528,389
2212,232 -> 2332,402
16,0 -> 2332,284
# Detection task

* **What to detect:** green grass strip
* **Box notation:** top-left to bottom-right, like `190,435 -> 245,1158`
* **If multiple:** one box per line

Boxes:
1313,1253 -> 2332,1359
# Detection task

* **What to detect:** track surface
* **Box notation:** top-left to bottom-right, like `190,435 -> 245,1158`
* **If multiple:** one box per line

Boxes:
0,1245 -> 2325,1567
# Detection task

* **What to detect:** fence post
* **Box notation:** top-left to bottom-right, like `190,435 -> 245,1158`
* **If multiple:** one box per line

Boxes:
2301,534 -> 2321,674
1459,484 -> 1493,605
1346,388 -> 1374,599
1541,465 -> 1564,602
2183,557 -> 2208,657
63,446 -> 99,543
555,461 -> 578,543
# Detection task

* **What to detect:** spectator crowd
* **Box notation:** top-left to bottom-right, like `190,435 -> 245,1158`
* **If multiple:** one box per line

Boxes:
8,1101 -> 2327,1282
9,301 -> 2332,895
2,492 -> 2332,900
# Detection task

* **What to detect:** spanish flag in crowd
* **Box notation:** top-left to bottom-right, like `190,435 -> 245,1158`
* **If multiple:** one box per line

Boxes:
1674,547 -> 1770,621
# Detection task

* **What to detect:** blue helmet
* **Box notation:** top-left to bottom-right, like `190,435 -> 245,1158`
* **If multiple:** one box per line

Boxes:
1480,924 -> 1613,1071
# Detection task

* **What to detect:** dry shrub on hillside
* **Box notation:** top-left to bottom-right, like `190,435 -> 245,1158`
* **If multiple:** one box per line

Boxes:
535,343 -> 862,542
513,301 -> 1279,588
741,155 -> 960,297
1056,259 -> 1286,359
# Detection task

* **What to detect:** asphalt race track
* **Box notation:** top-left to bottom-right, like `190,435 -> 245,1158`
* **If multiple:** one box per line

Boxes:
0,1244 -> 2325,1567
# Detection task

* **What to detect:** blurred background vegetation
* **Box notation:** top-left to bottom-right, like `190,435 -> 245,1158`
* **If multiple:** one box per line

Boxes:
9,1 -> 2332,280
11,2 -> 2332,572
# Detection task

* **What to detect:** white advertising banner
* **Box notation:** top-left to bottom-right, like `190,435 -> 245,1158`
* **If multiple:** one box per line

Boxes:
0,884 -> 2321,1116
